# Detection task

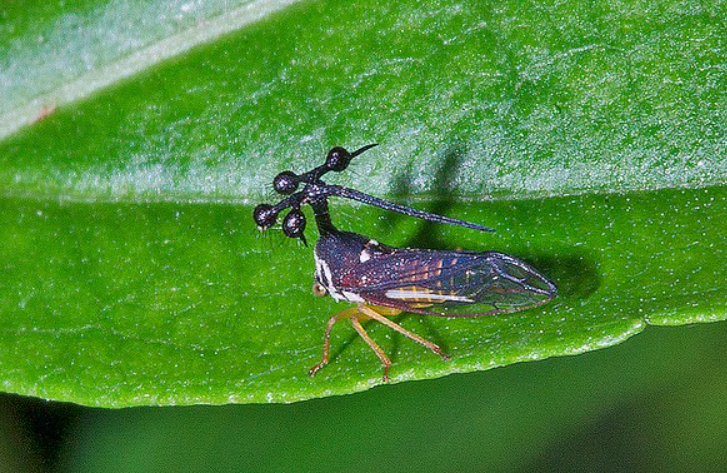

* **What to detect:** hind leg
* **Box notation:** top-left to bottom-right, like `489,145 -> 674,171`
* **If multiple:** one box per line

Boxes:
358,305 -> 449,361
349,312 -> 392,382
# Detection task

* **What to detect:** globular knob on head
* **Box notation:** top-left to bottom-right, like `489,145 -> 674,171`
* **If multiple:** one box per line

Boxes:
325,147 -> 352,172
273,171 -> 299,195
282,208 -> 306,239
253,203 -> 277,230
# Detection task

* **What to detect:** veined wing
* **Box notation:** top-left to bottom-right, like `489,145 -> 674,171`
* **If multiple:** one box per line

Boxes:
352,250 -> 556,317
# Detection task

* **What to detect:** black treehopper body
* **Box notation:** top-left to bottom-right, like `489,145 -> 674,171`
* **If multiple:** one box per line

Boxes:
254,145 -> 556,381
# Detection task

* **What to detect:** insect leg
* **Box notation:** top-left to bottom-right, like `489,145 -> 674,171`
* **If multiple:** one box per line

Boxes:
358,305 -> 450,361
309,307 -> 360,378
349,313 -> 392,382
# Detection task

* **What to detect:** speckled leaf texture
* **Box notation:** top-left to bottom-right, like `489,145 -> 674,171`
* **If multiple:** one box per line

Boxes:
1,0 -> 725,407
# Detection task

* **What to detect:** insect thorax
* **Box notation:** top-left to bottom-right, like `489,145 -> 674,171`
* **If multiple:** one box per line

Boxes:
313,230 -> 379,304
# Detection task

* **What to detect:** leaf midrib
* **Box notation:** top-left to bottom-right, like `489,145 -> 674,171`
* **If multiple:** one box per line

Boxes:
0,0 -> 303,141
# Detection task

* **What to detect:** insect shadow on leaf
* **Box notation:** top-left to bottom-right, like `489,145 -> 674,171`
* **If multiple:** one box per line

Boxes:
384,143 -> 600,301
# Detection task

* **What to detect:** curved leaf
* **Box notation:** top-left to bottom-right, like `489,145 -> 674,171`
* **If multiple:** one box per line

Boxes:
2,185 -> 725,406
1,0 -> 726,406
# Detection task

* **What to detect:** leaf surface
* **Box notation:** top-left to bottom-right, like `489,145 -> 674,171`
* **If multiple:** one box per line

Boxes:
1,0 -> 725,406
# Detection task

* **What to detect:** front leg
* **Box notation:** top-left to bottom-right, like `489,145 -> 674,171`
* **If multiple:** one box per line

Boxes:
309,307 -> 359,377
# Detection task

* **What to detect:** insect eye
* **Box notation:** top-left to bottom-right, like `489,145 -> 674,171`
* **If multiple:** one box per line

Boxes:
312,282 -> 327,297
325,147 -> 352,172
273,171 -> 299,195
282,208 -> 306,239
253,204 -> 277,230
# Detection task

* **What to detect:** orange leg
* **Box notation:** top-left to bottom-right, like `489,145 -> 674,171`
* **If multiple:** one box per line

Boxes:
310,304 -> 450,381
309,307 -> 359,377
358,305 -> 449,361
349,313 -> 392,382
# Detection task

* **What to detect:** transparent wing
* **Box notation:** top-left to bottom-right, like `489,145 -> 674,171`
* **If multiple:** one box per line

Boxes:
350,250 -> 556,317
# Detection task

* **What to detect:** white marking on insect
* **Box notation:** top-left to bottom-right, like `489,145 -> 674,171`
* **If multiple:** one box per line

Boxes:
341,291 -> 365,303
359,249 -> 371,263
384,290 -> 474,302
368,239 -> 379,246
314,252 -> 343,300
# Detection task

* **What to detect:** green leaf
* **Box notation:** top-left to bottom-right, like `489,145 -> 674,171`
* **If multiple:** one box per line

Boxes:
0,0 -> 300,138
1,0 -> 726,407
